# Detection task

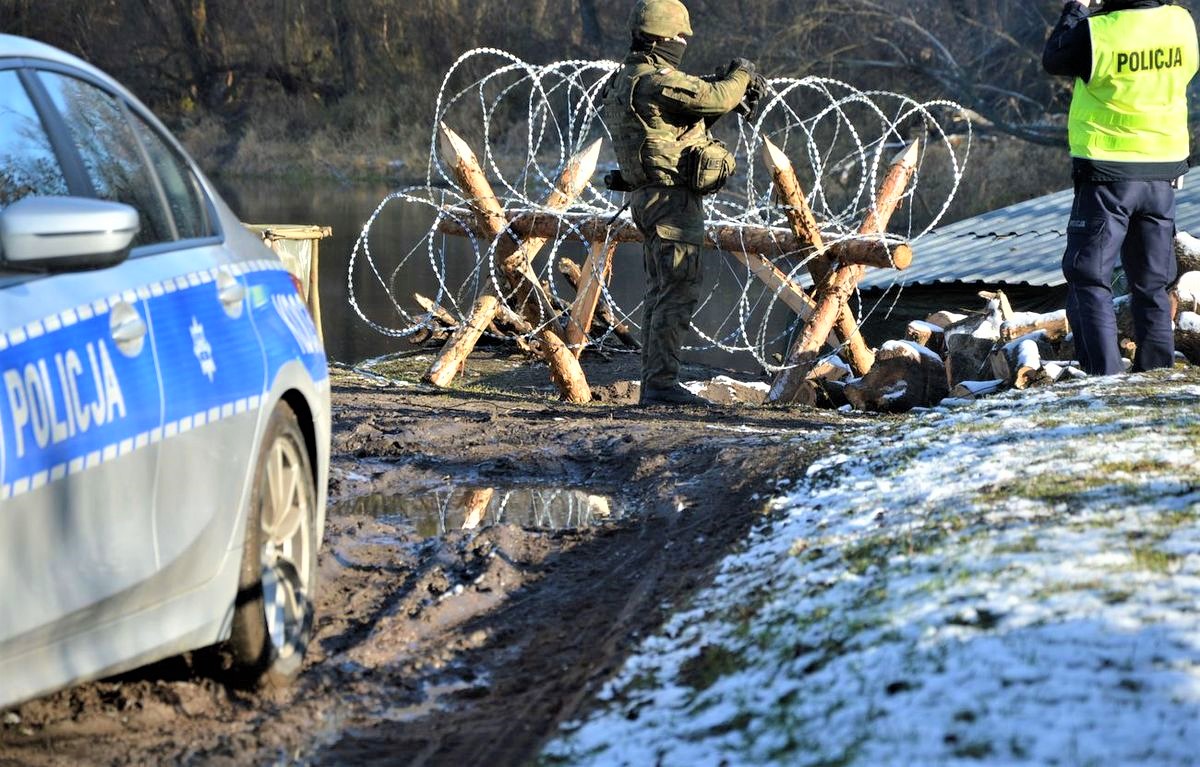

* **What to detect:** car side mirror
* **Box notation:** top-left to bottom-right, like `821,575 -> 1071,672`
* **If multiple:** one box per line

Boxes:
0,196 -> 140,272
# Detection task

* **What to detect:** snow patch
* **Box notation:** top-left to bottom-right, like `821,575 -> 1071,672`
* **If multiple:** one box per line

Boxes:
908,320 -> 944,335
545,373 -> 1200,767
882,339 -> 942,363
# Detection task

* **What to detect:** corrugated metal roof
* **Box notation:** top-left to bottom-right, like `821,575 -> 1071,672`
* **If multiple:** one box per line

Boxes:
859,169 -> 1200,290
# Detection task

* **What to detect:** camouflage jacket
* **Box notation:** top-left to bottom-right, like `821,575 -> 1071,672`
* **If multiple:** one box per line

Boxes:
605,50 -> 749,244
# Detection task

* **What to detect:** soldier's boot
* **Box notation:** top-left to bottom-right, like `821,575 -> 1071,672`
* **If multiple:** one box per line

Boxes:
638,383 -> 710,406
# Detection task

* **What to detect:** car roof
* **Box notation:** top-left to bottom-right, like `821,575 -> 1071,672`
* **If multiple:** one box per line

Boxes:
0,34 -> 180,148
0,34 -> 110,79
0,34 -> 150,114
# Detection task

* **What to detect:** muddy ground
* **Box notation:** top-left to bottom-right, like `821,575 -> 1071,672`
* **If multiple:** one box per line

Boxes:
0,350 -> 853,766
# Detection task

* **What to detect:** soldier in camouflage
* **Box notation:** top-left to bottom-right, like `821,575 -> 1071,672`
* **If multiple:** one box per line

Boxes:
605,0 -> 755,406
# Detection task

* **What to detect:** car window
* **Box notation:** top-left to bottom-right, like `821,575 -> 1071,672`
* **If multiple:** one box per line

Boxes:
127,112 -> 215,240
38,71 -> 172,247
0,70 -> 69,210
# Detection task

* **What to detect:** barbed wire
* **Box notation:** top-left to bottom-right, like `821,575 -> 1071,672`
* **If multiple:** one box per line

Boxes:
348,48 -> 971,373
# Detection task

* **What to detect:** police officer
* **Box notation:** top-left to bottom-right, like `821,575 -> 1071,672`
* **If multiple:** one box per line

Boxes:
605,0 -> 755,405
1043,0 -> 1199,375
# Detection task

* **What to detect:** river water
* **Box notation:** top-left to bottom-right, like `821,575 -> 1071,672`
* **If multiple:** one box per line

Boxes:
219,177 -> 791,372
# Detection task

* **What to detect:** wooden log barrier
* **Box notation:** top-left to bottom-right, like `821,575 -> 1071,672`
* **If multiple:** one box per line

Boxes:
770,141 -> 920,402
424,125 -> 597,403
762,139 -> 885,386
768,142 -> 918,401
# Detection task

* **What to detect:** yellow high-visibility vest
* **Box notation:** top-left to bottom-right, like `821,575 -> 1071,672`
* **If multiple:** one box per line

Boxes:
1069,4 -> 1199,163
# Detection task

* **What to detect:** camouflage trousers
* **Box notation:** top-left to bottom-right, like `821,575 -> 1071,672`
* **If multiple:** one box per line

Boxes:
640,234 -> 702,391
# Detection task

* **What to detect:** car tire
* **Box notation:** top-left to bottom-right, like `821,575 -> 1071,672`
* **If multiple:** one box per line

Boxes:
225,401 -> 318,688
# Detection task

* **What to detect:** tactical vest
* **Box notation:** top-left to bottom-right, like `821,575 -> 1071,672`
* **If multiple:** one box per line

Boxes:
606,62 -> 708,188
1069,4 -> 1198,163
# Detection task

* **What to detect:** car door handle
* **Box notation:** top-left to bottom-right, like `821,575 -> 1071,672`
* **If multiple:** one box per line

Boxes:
111,310 -> 145,343
219,280 -> 246,306
110,301 -> 147,357
217,269 -> 247,319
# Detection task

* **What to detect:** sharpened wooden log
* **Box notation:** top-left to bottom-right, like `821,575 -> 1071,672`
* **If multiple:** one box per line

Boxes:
766,142 -> 853,398
424,125 -> 596,402
763,137 -> 877,383
770,141 -> 920,401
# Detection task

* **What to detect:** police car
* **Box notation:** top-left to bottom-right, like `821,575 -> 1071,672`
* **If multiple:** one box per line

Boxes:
0,35 -> 330,707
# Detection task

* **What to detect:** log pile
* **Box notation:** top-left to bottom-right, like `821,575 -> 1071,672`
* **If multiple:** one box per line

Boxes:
832,233 -> 1200,413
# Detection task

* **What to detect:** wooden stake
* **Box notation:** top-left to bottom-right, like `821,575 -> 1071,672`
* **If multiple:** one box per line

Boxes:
425,294 -> 500,386
764,139 -> 878,398
769,141 -> 920,402
565,240 -> 617,357
424,125 -> 598,402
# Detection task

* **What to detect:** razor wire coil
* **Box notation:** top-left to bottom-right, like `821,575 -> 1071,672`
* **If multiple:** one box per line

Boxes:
348,48 -> 971,374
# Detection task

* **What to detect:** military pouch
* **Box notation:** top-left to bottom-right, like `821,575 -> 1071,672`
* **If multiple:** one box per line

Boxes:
683,139 -> 735,195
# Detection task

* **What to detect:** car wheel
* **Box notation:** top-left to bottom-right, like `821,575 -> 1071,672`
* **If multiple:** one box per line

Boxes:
226,401 -> 318,687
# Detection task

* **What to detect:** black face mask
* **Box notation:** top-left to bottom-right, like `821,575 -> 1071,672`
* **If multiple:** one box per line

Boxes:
632,32 -> 687,68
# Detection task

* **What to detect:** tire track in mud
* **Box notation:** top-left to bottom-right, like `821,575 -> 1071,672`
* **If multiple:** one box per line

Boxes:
0,363 -> 839,766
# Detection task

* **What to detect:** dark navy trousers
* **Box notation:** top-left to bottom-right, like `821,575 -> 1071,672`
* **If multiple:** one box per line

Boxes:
1062,180 -> 1178,375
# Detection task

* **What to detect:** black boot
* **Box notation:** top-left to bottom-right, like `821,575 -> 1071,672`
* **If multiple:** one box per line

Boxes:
638,384 -> 710,407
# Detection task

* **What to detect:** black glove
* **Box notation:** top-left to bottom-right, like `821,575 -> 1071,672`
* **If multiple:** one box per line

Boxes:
735,73 -> 770,120
604,169 -> 636,193
727,57 -> 757,79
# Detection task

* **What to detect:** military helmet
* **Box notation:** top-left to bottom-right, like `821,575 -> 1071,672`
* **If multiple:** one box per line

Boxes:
630,0 -> 693,39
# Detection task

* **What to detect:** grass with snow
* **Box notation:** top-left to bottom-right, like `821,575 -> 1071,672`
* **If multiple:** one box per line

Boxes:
543,368 -> 1200,767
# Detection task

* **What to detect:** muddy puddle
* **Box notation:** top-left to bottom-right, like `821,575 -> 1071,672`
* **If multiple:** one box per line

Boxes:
332,486 -> 624,536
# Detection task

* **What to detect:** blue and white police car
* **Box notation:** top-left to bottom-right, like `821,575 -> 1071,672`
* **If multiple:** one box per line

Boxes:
0,35 -> 331,707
